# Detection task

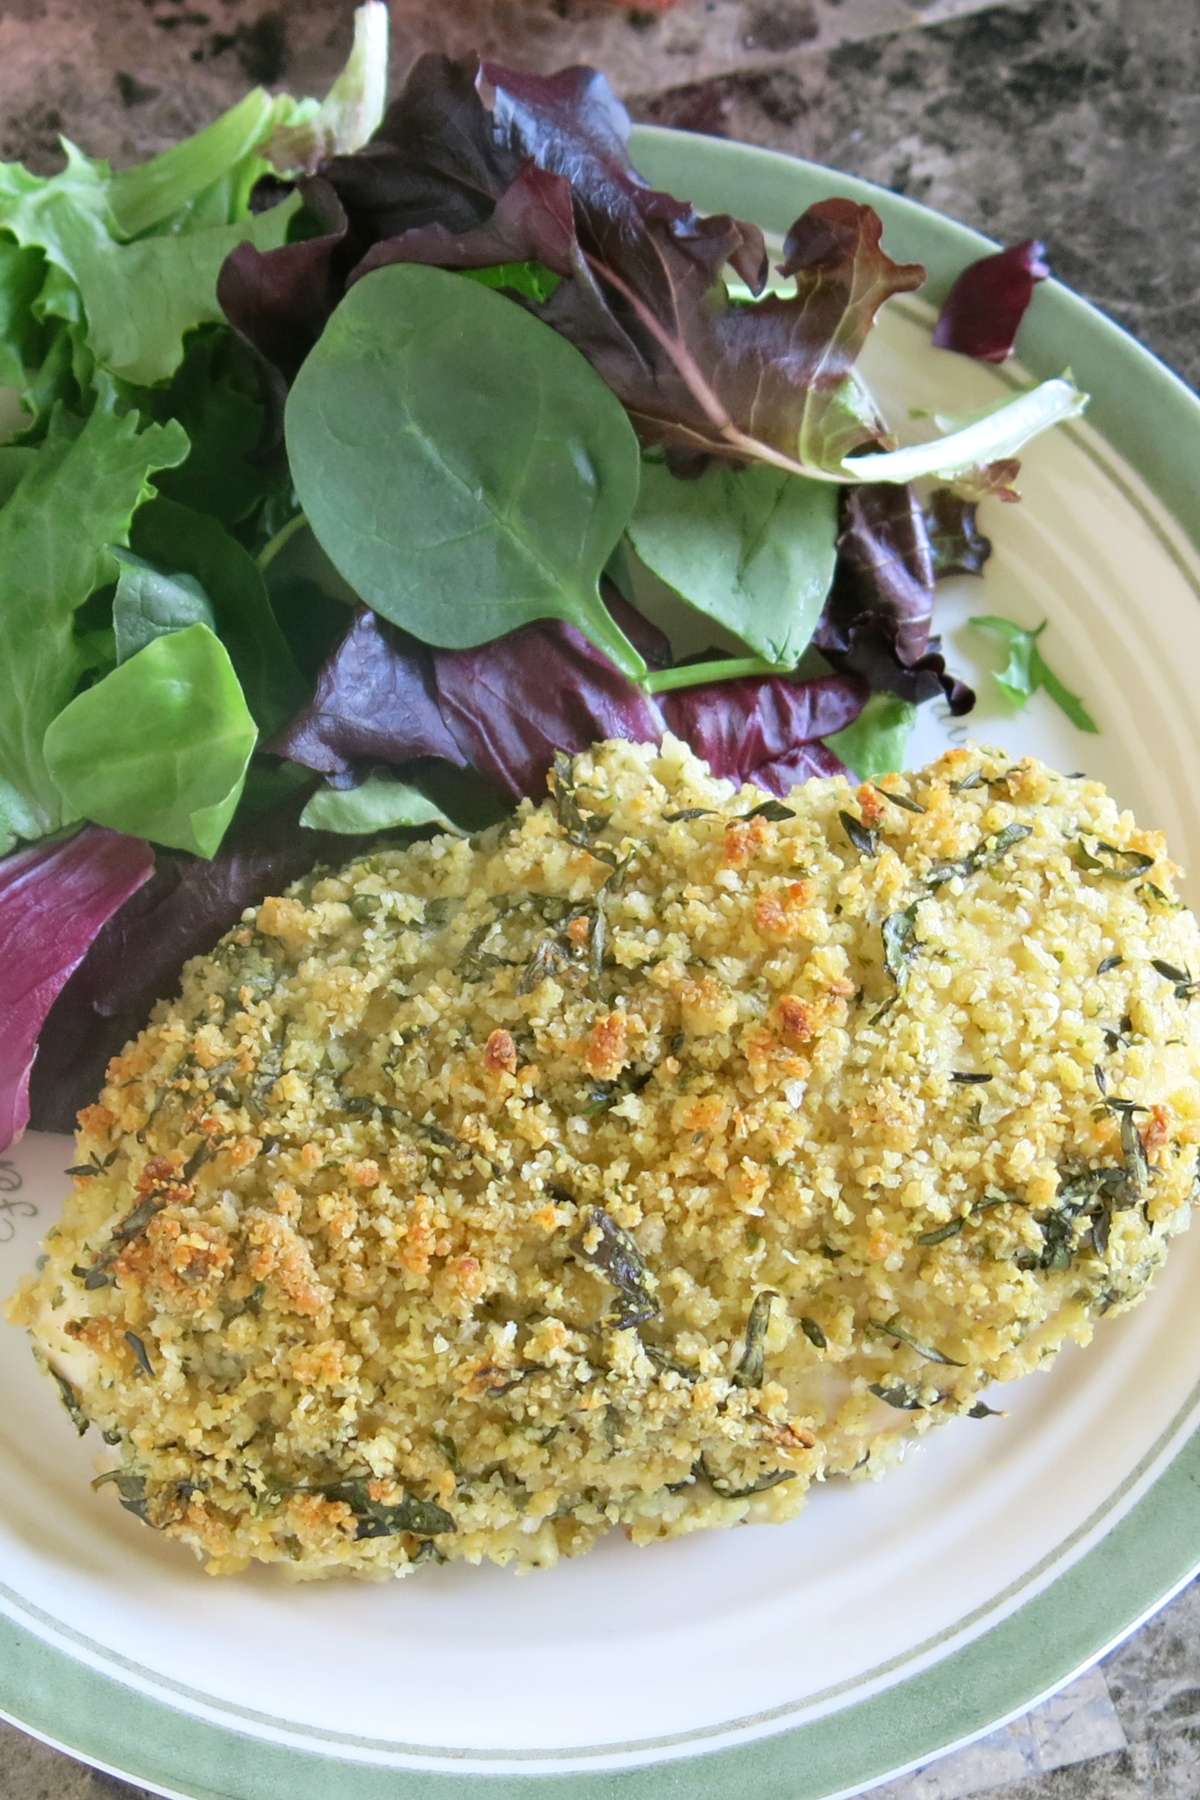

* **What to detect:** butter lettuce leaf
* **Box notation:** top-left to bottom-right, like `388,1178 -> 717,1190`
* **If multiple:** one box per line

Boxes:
0,399 -> 188,852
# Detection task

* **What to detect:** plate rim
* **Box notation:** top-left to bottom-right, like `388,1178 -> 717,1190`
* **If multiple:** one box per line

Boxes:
4,123 -> 1200,1800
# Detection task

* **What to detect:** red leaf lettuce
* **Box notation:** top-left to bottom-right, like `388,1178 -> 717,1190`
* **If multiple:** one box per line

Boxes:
932,239 -> 1049,364
2,828 -> 154,1148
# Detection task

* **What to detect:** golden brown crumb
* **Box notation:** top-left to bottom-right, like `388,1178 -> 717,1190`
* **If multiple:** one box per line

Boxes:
10,738 -> 1200,1580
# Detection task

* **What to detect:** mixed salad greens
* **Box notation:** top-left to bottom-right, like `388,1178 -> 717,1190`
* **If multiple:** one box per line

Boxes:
0,4 -> 1095,1147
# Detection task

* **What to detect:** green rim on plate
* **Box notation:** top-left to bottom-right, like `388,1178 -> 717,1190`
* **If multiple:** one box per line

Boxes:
4,128 -> 1200,1800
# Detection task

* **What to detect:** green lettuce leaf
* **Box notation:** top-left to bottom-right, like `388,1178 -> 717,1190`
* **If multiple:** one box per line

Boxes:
107,87 -> 278,239
266,1 -> 389,176
111,548 -> 216,663
300,774 -> 465,835
0,398 -> 188,852
841,377 -> 1086,486
43,623 -> 257,856
0,124 -> 298,390
969,614 -> 1099,733
826,693 -> 917,778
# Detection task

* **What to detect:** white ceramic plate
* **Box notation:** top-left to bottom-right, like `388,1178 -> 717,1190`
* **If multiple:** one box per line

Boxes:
2,130 -> 1199,1800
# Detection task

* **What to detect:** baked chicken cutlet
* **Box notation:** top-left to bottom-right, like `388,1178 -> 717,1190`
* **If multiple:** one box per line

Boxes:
12,739 -> 1200,1577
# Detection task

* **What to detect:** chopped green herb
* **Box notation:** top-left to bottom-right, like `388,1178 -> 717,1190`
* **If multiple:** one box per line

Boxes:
701,1459 -> 797,1498
951,1071 -> 993,1085
868,1383 -> 927,1411
575,1206 -> 658,1329
73,1191 -> 167,1289
65,1148 -> 119,1179
1096,954 -> 1123,974
881,901 -> 920,989
415,1119 -> 469,1158
181,1138 -> 213,1181
313,1479 -> 456,1539
926,822 -> 1033,888
49,1366 -> 90,1435
551,751 -> 606,840
1150,958 -> 1199,999
733,1290 -> 775,1388
916,1217 -> 965,1247
642,1343 -> 697,1382
589,896 -> 608,996
92,1468 -> 153,1525
740,799 -> 795,823
967,1401 -> 1005,1419
872,784 -> 925,814
799,1315 -> 827,1349
876,1317 -> 965,1366
839,810 -> 878,857
518,933 -> 571,995
663,807 -> 717,822
950,769 -> 984,792
124,1330 -> 155,1378
1139,881 -> 1181,912
1072,838 -> 1155,881
1120,1108 -> 1149,1202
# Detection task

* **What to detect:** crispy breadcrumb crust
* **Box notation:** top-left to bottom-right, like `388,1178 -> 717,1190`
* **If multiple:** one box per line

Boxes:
11,739 -> 1200,1577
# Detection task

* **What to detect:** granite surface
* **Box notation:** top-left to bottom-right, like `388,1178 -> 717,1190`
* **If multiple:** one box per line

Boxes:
0,0 -> 1197,1794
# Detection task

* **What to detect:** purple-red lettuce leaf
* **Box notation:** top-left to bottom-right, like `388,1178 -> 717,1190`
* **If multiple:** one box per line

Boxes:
271,602 -> 666,804
351,161 -> 576,285
27,805 -> 368,1136
432,615 -> 667,803
661,671 -> 866,794
331,55 -> 766,289
539,194 -> 923,473
273,595 -> 861,806
218,177 -> 354,384
267,606 -> 468,779
1,828 -> 154,1149
924,487 -> 993,577
220,53 -> 764,380
932,239 -> 1049,364
218,55 -> 924,476
815,485 -> 976,715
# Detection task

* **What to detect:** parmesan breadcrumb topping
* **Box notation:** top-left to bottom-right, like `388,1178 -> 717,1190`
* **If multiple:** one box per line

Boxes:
11,738 -> 1200,1578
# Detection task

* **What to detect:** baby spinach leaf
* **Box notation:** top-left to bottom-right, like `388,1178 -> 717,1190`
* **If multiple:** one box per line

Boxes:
131,498 -> 306,734
43,623 -> 257,857
0,399 -> 188,853
144,331 -> 286,530
970,614 -> 1098,733
826,692 -> 917,779
300,773 -> 464,835
112,549 -> 216,663
626,461 -> 838,667
284,264 -> 646,682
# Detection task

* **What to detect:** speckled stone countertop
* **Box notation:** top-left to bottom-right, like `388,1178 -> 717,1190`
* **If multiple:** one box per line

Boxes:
0,1 -> 1197,1795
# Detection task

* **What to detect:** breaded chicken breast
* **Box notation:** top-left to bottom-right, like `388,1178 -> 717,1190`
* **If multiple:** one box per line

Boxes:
11,739 -> 1200,1577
